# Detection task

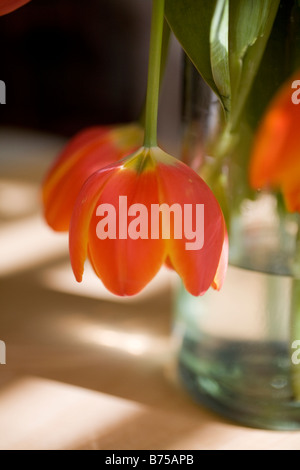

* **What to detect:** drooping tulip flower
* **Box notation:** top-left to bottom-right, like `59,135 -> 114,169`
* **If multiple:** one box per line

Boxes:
0,0 -> 30,15
69,146 -> 228,297
42,123 -> 144,231
250,70 -> 300,212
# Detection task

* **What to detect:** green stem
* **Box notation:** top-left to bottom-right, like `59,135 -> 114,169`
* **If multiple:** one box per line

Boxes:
143,0 -> 165,148
138,19 -> 170,129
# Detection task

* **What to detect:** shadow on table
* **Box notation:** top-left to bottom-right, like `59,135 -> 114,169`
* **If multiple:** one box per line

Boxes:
0,253 -> 230,449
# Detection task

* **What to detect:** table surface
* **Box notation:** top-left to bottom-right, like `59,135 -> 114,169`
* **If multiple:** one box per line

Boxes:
0,128 -> 300,450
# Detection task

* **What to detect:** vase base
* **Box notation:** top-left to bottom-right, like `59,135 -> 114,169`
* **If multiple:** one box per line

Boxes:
178,336 -> 300,431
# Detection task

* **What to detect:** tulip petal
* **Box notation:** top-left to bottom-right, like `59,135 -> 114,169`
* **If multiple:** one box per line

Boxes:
87,164 -> 166,296
0,0 -> 30,15
281,163 -> 300,212
70,145 -> 227,297
44,139 -> 120,231
157,156 -> 226,296
164,256 -> 175,270
69,165 -> 118,282
250,71 -> 300,190
43,124 -> 143,231
211,228 -> 228,290
45,127 -> 109,184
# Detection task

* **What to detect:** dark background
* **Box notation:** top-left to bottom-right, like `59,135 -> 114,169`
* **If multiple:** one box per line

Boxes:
0,0 -> 158,136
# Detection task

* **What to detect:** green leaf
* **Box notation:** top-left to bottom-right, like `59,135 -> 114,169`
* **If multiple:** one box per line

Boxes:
228,0 -> 280,130
210,0 -> 231,115
244,0 -> 299,132
165,0 -> 218,96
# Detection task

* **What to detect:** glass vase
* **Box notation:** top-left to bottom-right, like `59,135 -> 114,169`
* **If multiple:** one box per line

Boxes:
175,2 -> 300,430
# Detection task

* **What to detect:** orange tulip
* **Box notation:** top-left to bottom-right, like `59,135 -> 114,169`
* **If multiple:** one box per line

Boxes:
250,70 -> 300,212
69,146 -> 228,297
0,0 -> 30,15
42,123 -> 144,231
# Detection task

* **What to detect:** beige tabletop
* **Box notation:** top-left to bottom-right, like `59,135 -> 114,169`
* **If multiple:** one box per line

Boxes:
0,128 -> 300,450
